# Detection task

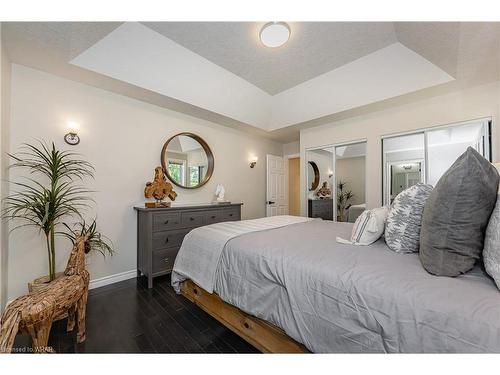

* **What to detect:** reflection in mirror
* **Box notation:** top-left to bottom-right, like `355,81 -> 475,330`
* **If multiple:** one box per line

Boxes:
383,119 -> 490,205
308,161 -> 320,191
383,133 -> 425,204
161,133 -> 213,189
390,162 -> 422,199
335,142 -> 366,222
306,148 -> 334,220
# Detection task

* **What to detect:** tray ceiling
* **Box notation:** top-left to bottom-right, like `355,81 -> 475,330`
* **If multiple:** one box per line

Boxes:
3,22 -> 499,141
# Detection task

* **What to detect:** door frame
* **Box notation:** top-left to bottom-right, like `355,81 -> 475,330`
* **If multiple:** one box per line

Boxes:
285,153 -> 300,216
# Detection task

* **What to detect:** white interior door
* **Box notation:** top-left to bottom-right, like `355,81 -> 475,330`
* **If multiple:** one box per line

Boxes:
266,154 -> 288,217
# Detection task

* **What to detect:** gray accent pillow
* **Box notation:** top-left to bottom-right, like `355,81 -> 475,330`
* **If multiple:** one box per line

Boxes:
385,183 -> 433,253
484,193 -> 500,289
420,147 -> 500,276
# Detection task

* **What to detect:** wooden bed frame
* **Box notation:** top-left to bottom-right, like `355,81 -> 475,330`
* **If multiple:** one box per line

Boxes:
180,280 -> 309,353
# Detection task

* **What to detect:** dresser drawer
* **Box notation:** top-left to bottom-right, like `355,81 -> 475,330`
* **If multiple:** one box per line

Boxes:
181,211 -> 205,228
152,228 -> 189,250
152,247 -> 179,274
152,212 -> 181,232
204,209 -> 224,225
223,207 -> 240,221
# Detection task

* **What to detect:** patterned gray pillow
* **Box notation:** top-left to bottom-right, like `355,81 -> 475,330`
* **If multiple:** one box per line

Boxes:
385,183 -> 433,253
483,194 -> 500,290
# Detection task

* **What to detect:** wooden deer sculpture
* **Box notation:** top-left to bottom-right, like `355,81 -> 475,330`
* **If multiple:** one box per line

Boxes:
0,235 -> 90,353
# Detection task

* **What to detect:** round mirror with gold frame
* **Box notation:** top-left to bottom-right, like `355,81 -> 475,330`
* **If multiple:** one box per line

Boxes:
161,133 -> 214,189
308,161 -> 320,191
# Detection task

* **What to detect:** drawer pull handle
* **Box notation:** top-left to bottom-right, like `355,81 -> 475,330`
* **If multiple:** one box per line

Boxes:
190,217 -> 195,221
229,214 -> 233,217
163,258 -> 170,264
243,322 -> 250,329
165,237 -> 169,243
193,288 -> 198,295
211,215 -> 216,219
164,220 -> 169,224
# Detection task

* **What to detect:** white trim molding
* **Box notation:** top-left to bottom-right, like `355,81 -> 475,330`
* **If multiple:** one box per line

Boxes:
89,269 -> 137,290
5,270 -> 138,308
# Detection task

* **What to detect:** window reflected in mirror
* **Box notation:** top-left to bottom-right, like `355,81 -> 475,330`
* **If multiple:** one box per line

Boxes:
161,133 -> 214,189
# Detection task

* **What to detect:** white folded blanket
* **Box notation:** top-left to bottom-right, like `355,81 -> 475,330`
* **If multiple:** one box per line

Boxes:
171,215 -> 313,293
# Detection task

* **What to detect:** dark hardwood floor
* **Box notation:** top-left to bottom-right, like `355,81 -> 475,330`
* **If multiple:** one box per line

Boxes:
12,275 -> 260,353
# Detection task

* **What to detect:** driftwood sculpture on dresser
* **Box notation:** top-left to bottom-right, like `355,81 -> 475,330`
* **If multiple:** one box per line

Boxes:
0,235 -> 90,353
144,166 -> 178,208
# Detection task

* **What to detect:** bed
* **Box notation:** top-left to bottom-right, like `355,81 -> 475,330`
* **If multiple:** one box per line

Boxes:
171,216 -> 500,353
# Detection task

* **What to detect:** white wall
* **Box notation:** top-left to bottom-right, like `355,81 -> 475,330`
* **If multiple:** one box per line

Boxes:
283,141 -> 300,156
6,64 -> 283,301
300,81 -> 500,215
0,24 -> 11,312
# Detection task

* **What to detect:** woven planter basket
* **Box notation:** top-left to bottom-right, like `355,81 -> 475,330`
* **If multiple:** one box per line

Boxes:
28,272 -> 64,293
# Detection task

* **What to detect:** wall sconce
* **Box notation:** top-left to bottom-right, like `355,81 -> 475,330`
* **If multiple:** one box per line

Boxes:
328,169 -> 333,178
64,121 -> 80,145
249,156 -> 258,168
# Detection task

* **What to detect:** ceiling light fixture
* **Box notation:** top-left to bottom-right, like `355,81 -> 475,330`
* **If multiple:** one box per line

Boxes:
259,22 -> 290,48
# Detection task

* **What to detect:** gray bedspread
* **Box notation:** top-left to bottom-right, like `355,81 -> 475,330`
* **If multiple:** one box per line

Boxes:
213,220 -> 500,353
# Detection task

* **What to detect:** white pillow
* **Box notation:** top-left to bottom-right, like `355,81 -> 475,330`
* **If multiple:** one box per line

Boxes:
336,207 -> 389,246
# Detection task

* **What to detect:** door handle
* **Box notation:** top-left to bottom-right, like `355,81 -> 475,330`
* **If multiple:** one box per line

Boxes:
266,201 -> 276,205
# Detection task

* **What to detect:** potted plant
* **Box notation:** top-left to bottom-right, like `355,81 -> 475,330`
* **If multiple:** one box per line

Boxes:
3,141 -> 108,290
336,180 -> 354,222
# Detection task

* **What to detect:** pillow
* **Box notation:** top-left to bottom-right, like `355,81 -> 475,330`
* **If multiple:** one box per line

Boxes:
420,147 -> 500,277
385,183 -> 433,253
336,206 -> 389,246
484,193 -> 500,289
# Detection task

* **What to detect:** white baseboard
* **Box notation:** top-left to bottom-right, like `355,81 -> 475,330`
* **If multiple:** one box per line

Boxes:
4,270 -> 137,308
89,269 -> 137,290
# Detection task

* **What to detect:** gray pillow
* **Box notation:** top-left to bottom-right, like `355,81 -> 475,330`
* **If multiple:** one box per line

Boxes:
484,193 -> 500,289
385,183 -> 433,253
420,147 -> 500,276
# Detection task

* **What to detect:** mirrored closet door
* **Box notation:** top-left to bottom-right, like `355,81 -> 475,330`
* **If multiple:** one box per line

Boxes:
306,141 -> 367,222
382,118 -> 491,205
334,142 -> 367,223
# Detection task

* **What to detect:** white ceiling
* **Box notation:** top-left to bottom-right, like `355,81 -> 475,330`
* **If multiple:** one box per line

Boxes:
143,22 -> 398,95
69,23 -> 452,130
3,22 -> 500,142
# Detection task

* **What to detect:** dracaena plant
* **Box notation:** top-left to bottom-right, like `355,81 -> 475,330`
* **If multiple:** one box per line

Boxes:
336,180 -> 354,222
3,141 -> 94,281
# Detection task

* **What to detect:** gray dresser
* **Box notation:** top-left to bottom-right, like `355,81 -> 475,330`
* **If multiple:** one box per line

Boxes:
135,203 -> 242,288
308,199 -> 333,220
